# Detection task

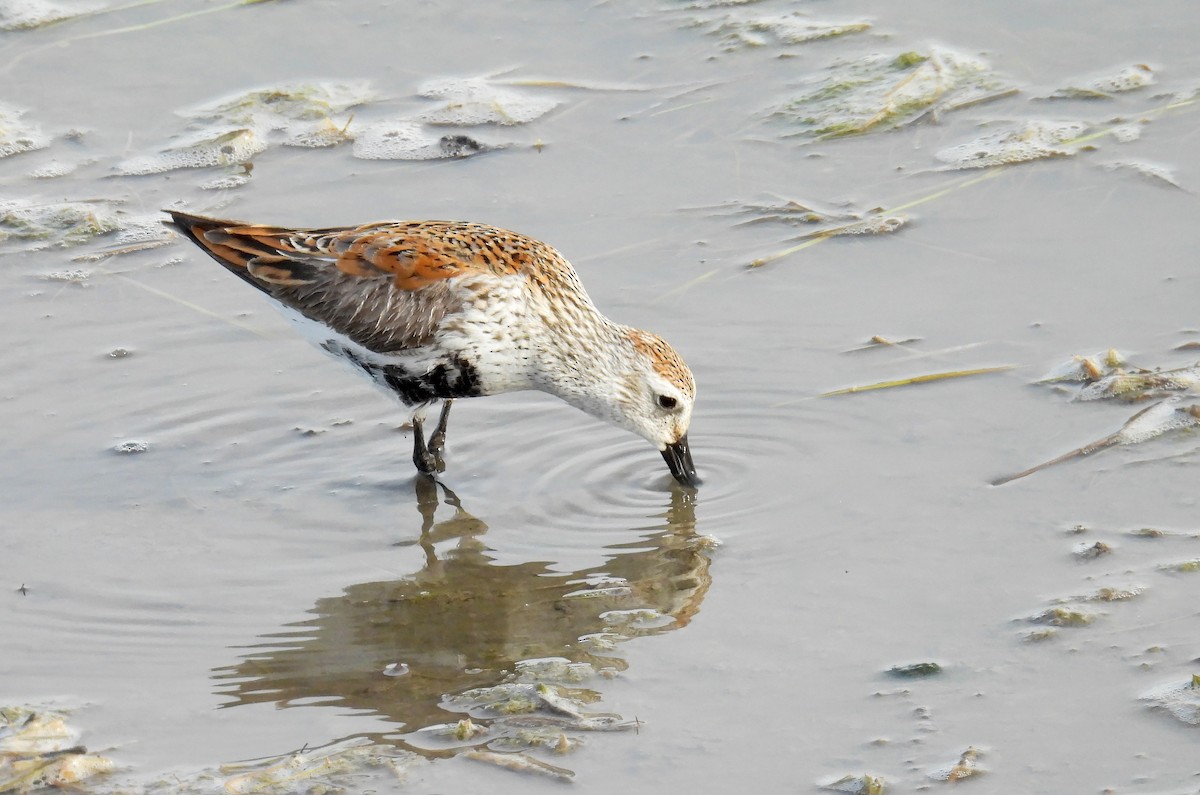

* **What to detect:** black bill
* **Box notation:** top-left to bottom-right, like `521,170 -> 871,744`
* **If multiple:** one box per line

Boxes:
661,434 -> 700,487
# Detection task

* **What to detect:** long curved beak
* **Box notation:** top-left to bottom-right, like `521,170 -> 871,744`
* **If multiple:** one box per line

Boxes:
661,434 -> 700,487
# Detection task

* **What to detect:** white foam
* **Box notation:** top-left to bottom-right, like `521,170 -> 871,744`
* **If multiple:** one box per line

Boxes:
115,127 -> 268,175
0,101 -> 51,159
0,0 -> 87,30
937,120 -> 1087,169
416,77 -> 558,126
352,120 -> 491,160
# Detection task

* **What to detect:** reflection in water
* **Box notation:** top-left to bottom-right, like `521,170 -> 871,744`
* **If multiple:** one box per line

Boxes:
213,478 -> 711,753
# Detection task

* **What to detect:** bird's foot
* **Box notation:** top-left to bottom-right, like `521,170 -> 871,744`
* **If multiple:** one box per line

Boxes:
411,416 -> 445,475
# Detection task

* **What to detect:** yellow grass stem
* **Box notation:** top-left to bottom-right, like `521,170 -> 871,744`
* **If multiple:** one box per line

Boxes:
818,365 -> 1014,397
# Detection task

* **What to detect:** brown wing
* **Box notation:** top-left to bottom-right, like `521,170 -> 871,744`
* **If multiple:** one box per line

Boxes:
165,211 -> 537,352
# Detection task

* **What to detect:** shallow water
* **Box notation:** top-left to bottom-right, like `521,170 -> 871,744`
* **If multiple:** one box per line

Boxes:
3,0 -> 1200,792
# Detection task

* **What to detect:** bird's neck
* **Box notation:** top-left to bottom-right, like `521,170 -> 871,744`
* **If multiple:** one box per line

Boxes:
533,305 -> 634,425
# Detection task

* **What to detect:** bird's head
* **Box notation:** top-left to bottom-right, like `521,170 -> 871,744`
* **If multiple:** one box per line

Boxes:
614,329 -> 699,487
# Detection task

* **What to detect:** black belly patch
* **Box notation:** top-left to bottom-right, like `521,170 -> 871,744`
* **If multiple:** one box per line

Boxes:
323,341 -> 482,405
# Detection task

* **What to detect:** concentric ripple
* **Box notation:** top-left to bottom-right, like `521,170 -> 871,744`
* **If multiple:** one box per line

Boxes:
454,386 -> 809,541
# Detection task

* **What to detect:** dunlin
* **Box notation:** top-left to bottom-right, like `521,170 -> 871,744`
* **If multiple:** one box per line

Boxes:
165,211 -> 699,485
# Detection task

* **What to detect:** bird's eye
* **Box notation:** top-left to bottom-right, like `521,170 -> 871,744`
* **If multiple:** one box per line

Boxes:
657,395 -> 678,410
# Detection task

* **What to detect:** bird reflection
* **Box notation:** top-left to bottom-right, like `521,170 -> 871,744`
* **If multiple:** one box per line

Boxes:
212,478 -> 711,741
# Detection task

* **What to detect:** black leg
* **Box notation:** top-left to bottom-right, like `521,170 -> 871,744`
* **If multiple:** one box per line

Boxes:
411,415 -> 439,476
427,400 -> 453,471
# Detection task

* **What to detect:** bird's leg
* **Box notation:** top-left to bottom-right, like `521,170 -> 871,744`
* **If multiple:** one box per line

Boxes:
429,401 -> 451,458
411,414 -> 440,476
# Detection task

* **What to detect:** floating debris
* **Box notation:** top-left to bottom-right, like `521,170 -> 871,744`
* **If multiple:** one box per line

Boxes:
819,365 -> 1013,396
1086,585 -> 1143,602
66,214 -> 174,261
0,706 -> 113,793
42,269 -> 92,284
673,0 -> 766,8
200,172 -> 252,190
1129,527 -> 1167,538
1075,363 -> 1200,402
488,728 -> 579,754
600,607 -> 672,630
1046,64 -> 1155,99
1159,558 -> 1200,573
115,127 -> 267,176
0,0 -> 87,30
887,662 -> 943,679
1029,606 -> 1096,627
692,11 -> 870,49
27,159 -> 80,179
775,47 -> 1014,142
222,752 -> 345,794
1036,349 -> 1125,384
820,773 -> 886,794
1022,627 -> 1058,643
1109,123 -> 1143,143
992,397 -> 1200,485
0,750 -> 115,792
1141,676 -> 1200,726
928,746 -> 985,781
220,741 -> 420,794
352,120 -> 493,160
441,674 -> 637,750
417,718 -> 488,742
511,658 -> 597,685
464,750 -> 575,782
843,335 -> 924,352
116,82 -> 371,175
183,82 -> 373,130
729,197 -> 856,227
936,120 -> 1087,169
113,440 -> 149,454
784,214 -> 908,243
1072,540 -> 1112,560
447,683 -> 588,720
416,77 -> 559,126
0,708 -> 78,754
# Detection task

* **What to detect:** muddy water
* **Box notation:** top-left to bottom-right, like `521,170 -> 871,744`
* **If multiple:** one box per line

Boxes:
3,0 -> 1200,792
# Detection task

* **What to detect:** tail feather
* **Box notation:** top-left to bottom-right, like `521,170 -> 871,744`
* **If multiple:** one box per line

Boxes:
162,210 -> 270,292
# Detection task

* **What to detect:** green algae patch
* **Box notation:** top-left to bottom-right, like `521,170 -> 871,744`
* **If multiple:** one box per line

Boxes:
1029,606 -> 1096,627
0,199 -> 120,250
0,198 -> 171,257
1161,558 -> 1200,573
774,47 -> 1014,142
886,662 -> 943,679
